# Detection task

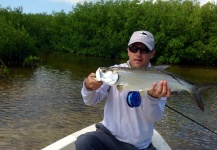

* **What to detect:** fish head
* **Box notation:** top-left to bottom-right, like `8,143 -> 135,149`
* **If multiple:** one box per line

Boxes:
95,67 -> 119,85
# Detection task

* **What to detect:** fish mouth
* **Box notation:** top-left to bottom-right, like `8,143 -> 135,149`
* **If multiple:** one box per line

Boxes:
95,68 -> 101,81
95,67 -> 119,85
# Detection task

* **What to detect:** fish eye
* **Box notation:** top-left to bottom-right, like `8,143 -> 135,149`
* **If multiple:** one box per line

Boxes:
102,69 -> 107,73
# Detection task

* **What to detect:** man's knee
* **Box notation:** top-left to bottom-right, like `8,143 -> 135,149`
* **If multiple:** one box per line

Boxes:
75,133 -> 102,150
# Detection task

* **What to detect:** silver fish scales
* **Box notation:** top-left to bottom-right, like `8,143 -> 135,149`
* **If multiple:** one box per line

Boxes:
95,66 -> 217,111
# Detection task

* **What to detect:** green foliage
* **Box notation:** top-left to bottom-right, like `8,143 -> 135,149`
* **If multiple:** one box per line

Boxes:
23,55 -> 40,68
0,0 -> 217,65
0,59 -> 9,78
0,6 -> 36,65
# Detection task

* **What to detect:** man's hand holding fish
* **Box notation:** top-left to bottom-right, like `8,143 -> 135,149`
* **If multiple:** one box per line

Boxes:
85,73 -> 102,91
148,80 -> 171,98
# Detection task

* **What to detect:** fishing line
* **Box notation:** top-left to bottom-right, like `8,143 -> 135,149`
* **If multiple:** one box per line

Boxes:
165,104 -> 217,135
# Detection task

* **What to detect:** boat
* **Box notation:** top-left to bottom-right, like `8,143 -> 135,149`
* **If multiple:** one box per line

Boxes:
42,124 -> 171,150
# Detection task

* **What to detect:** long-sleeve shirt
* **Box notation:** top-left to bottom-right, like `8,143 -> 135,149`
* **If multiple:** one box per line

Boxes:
81,60 -> 167,149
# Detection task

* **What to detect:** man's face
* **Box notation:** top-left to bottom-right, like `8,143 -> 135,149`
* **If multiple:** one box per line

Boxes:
128,42 -> 155,68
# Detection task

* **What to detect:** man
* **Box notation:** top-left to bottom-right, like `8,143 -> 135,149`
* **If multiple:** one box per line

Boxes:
76,31 -> 171,150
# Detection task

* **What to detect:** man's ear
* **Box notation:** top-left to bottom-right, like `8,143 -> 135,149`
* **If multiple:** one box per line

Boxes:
150,50 -> 156,59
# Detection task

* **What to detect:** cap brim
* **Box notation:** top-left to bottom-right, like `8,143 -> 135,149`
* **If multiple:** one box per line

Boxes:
128,40 -> 152,51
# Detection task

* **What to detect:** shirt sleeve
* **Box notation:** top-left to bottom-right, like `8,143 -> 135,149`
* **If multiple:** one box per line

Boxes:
81,80 -> 110,106
142,93 -> 167,123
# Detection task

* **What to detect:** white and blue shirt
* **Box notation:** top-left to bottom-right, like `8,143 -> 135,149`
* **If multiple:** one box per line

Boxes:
81,61 -> 167,149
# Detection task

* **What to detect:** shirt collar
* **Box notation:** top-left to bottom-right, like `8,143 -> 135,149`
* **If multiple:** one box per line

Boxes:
127,60 -> 151,68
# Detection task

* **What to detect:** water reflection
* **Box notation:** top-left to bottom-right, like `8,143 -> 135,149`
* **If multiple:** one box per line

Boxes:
0,54 -> 217,150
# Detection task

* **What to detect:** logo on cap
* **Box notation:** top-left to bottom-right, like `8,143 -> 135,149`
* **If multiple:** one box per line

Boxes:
140,32 -> 147,36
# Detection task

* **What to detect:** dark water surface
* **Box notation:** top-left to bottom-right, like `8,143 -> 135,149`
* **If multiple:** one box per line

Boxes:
0,54 -> 217,150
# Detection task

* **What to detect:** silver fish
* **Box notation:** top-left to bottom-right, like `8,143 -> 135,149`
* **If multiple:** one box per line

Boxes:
95,66 -> 217,111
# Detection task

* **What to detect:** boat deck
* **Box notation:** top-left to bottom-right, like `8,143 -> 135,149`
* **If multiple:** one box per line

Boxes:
42,124 -> 171,150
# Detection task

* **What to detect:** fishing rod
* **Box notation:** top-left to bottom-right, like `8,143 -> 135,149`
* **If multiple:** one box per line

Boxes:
165,104 -> 217,135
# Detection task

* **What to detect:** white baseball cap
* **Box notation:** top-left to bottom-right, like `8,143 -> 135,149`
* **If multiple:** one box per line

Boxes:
128,31 -> 155,51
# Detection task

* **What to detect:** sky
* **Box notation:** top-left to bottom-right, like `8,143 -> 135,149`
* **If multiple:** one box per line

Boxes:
0,0 -> 212,14
0,0 -> 87,14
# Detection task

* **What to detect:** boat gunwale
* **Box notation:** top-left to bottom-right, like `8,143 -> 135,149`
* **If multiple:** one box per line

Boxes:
42,124 -> 171,150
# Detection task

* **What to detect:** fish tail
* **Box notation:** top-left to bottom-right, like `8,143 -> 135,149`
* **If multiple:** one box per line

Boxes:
191,84 -> 217,111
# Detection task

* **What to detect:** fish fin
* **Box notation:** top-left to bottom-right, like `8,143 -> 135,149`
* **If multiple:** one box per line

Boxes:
190,91 -> 204,111
116,85 -> 124,92
198,83 -> 217,92
152,65 -> 169,70
139,90 -> 147,97
192,83 -> 217,111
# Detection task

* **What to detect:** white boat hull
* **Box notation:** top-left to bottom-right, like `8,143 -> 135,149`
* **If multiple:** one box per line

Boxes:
42,124 -> 171,150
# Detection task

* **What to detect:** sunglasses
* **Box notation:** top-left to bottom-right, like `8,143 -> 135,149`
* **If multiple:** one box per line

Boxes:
128,45 -> 151,54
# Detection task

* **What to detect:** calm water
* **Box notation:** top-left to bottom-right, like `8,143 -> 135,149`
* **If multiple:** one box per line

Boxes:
0,54 -> 217,150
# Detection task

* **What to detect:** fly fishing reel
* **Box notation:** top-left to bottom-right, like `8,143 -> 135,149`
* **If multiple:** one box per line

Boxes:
126,91 -> 141,107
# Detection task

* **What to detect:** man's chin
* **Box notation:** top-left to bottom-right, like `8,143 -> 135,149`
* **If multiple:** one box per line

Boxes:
132,62 -> 144,68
